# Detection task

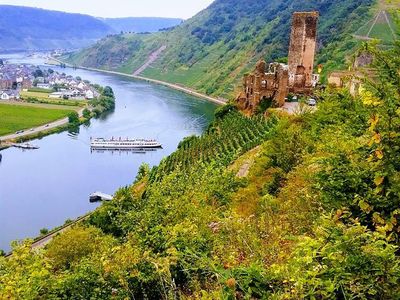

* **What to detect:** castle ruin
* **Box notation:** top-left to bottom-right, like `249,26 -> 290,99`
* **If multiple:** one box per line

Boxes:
237,11 -> 319,113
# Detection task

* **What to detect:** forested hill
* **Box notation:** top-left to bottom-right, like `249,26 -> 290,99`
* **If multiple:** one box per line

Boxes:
0,6 -> 185,51
0,5 -> 115,51
65,0 -> 376,98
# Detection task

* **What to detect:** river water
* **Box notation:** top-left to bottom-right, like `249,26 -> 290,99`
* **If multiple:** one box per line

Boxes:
0,54 -> 217,252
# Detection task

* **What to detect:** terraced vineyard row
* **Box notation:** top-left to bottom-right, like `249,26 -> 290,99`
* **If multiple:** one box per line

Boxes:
153,111 -> 276,179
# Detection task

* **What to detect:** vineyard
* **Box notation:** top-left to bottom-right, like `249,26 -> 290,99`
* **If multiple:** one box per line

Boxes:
152,110 -> 277,179
354,10 -> 397,44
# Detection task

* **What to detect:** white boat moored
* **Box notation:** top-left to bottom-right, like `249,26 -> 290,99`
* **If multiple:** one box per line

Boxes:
90,137 -> 162,150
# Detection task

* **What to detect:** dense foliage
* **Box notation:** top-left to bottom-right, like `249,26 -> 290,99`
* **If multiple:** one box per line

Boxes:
66,0 -> 379,98
89,85 -> 116,116
2,43 -> 400,298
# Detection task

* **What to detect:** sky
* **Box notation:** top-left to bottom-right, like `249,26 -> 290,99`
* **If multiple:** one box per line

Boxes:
0,0 -> 215,19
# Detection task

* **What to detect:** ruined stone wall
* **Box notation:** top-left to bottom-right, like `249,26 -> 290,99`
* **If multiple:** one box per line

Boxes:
236,11 -> 319,114
236,61 -> 288,112
288,12 -> 319,90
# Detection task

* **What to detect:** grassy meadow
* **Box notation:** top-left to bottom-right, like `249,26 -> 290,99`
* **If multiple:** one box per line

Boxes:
21,90 -> 86,107
0,103 -> 72,136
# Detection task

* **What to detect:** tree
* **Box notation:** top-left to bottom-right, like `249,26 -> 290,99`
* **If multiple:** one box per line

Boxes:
82,108 -> 91,119
40,228 -> 49,235
275,216 -> 400,299
0,241 -> 55,299
135,163 -> 150,182
45,225 -> 108,270
68,111 -> 79,125
103,86 -> 114,98
33,69 -> 44,78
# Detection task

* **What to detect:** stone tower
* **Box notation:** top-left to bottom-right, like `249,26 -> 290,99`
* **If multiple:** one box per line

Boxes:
288,11 -> 319,91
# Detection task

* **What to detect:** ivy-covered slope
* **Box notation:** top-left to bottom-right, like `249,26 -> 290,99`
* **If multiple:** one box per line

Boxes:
65,0 -> 375,98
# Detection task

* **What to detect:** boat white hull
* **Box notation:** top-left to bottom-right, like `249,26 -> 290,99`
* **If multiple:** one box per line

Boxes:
91,144 -> 162,150
90,138 -> 162,150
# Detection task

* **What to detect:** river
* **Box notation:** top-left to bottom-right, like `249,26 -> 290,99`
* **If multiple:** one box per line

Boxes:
0,53 -> 217,252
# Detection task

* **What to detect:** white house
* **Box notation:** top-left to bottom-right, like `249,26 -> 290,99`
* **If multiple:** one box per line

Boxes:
0,90 -> 19,100
71,89 -> 82,97
77,82 -> 86,90
49,92 -> 63,99
37,83 -> 51,89
85,90 -> 94,99
1,91 -> 10,100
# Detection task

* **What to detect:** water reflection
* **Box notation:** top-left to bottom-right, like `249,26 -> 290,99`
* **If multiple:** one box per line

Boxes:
90,148 -> 159,155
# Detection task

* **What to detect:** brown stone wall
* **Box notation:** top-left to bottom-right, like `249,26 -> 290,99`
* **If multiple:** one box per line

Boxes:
236,11 -> 319,114
288,12 -> 319,90
236,61 -> 288,112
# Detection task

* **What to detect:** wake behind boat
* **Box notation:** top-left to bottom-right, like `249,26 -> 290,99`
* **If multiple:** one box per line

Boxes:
90,137 -> 162,150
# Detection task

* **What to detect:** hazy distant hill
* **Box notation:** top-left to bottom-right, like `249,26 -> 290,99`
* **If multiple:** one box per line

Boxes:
0,5 -> 114,51
101,17 -> 183,33
0,5 -> 184,51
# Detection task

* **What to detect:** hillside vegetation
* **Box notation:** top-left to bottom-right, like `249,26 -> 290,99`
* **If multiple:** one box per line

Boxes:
2,41 -> 400,298
65,0 -> 376,98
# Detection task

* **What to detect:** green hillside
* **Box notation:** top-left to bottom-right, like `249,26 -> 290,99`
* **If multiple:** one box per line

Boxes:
355,9 -> 398,43
65,0 -> 375,99
2,43 -> 400,299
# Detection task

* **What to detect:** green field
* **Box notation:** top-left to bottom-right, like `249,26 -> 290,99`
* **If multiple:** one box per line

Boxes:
21,90 -> 86,107
0,103 -> 72,136
21,90 -> 51,101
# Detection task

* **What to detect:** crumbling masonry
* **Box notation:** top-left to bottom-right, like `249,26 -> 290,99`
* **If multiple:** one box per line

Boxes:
237,11 -> 319,112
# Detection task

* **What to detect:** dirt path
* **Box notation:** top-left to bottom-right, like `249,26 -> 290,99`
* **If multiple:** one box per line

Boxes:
236,160 -> 253,178
133,45 -> 167,76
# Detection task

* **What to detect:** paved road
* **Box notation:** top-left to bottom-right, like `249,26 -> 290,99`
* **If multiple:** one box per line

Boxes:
5,214 -> 92,257
30,214 -> 91,250
0,105 -> 85,142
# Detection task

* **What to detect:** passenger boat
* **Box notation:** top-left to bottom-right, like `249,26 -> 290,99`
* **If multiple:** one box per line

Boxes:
90,137 -> 162,150
12,143 -> 40,150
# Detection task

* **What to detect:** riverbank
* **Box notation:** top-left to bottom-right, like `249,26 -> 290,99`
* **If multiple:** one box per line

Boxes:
51,57 -> 228,106
0,104 -> 85,144
0,58 -> 216,253
5,212 -> 93,256
0,85 -> 116,145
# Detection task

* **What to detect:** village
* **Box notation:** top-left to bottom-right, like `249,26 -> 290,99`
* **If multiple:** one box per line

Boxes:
0,61 -> 99,102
